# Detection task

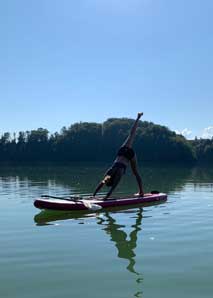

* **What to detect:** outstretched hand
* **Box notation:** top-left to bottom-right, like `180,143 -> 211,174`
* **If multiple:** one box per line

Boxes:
137,112 -> 143,119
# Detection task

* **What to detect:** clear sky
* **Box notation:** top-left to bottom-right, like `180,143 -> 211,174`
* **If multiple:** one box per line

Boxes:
1,0 -> 213,138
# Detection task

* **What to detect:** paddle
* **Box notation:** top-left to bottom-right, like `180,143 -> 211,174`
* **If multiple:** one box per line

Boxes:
41,195 -> 83,201
41,195 -> 102,211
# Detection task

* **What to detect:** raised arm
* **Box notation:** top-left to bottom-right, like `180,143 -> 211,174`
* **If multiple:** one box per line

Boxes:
122,112 -> 143,148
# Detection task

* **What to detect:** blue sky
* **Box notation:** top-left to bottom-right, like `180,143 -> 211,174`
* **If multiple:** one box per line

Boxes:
1,0 -> 213,138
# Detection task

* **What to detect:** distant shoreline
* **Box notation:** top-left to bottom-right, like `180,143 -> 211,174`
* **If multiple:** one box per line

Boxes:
0,118 -> 212,163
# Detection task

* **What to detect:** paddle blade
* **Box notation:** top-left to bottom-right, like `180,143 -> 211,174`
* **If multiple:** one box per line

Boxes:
82,200 -> 102,211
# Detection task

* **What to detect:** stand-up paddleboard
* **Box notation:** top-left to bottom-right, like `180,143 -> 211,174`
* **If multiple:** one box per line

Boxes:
34,192 -> 167,211
34,200 -> 166,225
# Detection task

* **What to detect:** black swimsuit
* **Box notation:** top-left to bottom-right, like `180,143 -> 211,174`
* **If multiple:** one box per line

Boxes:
117,146 -> 135,161
105,146 -> 135,187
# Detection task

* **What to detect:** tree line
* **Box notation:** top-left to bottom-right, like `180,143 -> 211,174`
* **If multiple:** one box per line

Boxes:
0,118 -> 212,163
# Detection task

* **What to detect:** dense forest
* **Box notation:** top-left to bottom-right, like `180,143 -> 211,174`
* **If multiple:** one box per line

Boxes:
0,118 -> 212,163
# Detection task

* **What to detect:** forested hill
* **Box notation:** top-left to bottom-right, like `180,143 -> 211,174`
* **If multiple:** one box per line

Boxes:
0,118 -> 212,163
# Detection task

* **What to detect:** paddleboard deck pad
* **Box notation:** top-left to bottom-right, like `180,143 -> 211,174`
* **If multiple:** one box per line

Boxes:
34,193 -> 167,211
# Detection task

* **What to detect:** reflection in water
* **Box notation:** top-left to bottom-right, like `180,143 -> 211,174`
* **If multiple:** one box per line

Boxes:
0,163 -> 197,198
100,209 -> 143,277
99,209 -> 144,297
1,164 -> 213,298
34,210 -> 97,225
34,201 -> 165,297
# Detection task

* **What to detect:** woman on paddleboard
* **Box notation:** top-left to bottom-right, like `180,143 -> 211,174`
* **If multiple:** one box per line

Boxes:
93,113 -> 144,199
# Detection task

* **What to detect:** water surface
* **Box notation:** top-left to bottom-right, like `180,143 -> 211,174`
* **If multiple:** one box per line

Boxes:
0,163 -> 213,298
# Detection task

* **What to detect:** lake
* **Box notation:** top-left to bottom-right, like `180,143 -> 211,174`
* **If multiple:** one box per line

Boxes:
0,163 -> 213,298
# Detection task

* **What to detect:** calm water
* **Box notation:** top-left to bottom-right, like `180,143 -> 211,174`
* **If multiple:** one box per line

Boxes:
0,163 -> 213,298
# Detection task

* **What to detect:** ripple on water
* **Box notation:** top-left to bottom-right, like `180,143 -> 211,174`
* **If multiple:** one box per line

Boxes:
1,166 -> 213,298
